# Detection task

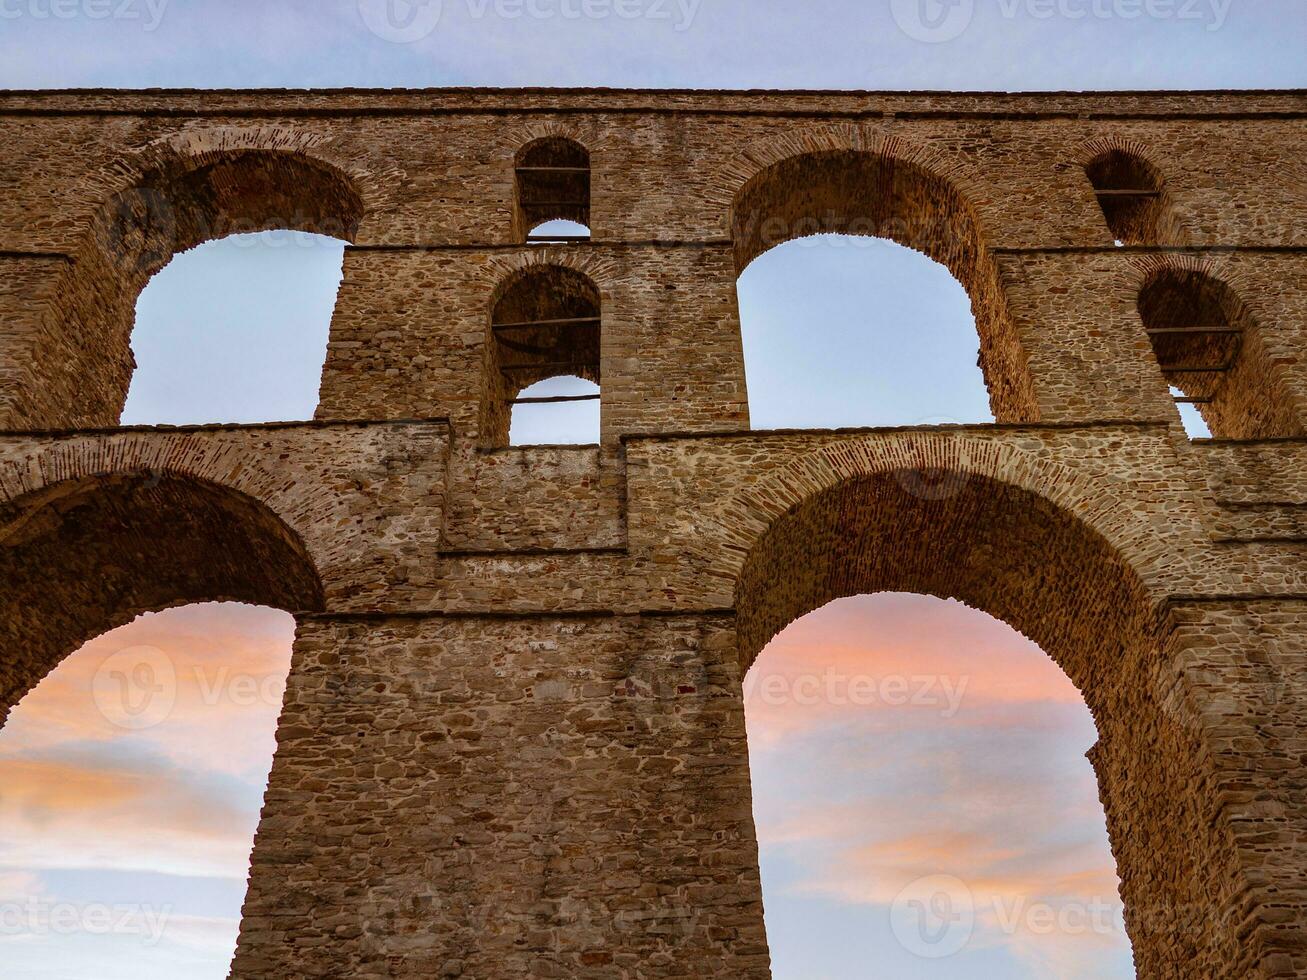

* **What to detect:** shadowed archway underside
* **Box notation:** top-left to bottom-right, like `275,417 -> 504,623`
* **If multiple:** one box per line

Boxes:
0,473 -> 323,717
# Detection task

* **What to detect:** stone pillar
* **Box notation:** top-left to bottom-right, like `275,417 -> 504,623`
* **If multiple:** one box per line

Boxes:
1155,601 -> 1307,979
232,613 -> 771,979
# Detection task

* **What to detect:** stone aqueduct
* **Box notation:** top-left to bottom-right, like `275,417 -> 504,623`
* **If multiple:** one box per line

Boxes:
0,88 -> 1305,978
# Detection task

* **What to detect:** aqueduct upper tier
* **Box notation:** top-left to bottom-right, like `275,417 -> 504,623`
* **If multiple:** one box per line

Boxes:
1,88 -> 1305,978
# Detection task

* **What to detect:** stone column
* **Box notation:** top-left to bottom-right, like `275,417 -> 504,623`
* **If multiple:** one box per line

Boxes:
1155,601 -> 1307,979
232,612 -> 772,979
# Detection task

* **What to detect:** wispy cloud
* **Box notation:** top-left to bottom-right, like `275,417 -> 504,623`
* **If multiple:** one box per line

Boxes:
747,593 -> 1130,977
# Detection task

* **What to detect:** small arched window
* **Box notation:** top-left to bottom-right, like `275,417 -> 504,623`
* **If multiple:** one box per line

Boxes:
1085,149 -> 1167,245
515,138 -> 591,243
1139,268 -> 1302,439
482,265 -> 601,446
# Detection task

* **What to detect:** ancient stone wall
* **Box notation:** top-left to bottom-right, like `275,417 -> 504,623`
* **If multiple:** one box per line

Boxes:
0,88 -> 1305,978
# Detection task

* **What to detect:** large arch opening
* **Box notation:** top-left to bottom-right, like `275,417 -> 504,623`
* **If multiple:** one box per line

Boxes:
745,592 -> 1134,977
731,459 -> 1230,977
122,230 -> 347,426
0,474 -> 323,977
729,148 -> 1039,426
33,148 -> 364,429
0,601 -> 297,978
736,235 -> 993,429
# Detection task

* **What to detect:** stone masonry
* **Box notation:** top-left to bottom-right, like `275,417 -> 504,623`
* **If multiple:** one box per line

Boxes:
1,88 -> 1306,977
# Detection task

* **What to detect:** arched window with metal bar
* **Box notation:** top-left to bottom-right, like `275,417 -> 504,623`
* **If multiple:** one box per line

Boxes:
481,265 -> 601,446
514,138 -> 591,244
1139,268 -> 1302,439
1085,148 -> 1170,245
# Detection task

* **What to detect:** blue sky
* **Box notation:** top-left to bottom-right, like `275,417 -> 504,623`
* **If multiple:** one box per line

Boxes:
0,2 -> 1302,978
0,0 -> 1299,90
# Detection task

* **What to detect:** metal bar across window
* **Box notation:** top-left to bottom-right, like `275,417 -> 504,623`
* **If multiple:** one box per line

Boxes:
1147,326 -> 1242,336
515,166 -> 590,172
493,316 -> 600,331
508,394 -> 601,405
1160,363 -> 1236,373
500,361 -> 594,373
1094,188 -> 1162,197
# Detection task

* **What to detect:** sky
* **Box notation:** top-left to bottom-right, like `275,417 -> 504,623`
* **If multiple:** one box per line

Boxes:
1,2 -> 1303,977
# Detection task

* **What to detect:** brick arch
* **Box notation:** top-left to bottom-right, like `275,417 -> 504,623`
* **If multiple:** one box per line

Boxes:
480,250 -> 622,309
494,119 -> 608,161
0,430 -> 365,593
0,467 -> 324,727
722,432 -> 1247,977
1075,135 -> 1185,245
713,124 -> 1040,424
719,433 -> 1176,684
27,126 -> 382,431
86,125 -> 398,223
710,433 -> 1205,629
709,123 -> 994,221
1073,134 -> 1163,170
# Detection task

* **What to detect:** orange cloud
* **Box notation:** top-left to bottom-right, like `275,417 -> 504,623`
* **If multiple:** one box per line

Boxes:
0,603 -> 292,880
0,752 -> 261,878
4,603 -> 294,780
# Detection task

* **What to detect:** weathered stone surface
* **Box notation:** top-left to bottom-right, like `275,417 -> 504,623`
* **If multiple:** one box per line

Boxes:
0,88 -> 1305,978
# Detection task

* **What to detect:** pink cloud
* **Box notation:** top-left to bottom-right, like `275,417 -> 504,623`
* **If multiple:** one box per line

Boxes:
746,594 -> 1130,974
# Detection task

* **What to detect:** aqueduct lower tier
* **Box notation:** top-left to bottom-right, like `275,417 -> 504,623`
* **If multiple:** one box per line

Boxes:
1,88 -> 1306,978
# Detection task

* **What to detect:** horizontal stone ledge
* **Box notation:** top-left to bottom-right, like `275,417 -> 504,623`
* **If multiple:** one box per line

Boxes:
1161,594 -> 1307,607
1211,537 -> 1307,546
619,418 -> 1173,443
475,442 -> 603,456
2,87 -> 1304,121
437,546 -> 627,559
0,417 -> 452,440
298,606 -> 737,623
993,245 -> 1307,255
0,250 -> 72,262
349,240 -> 733,253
